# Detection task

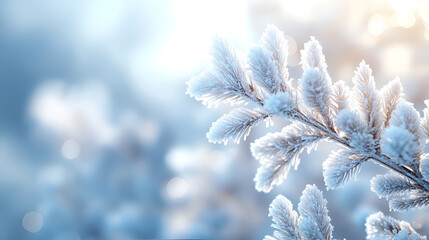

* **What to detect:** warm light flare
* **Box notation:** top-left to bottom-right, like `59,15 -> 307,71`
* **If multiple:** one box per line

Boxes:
368,14 -> 386,36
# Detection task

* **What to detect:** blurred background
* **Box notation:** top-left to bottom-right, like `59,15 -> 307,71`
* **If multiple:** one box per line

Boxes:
2,0 -> 429,239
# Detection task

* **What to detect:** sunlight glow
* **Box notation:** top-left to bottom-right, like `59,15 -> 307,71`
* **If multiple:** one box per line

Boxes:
395,12 -> 416,28
159,0 -> 248,72
390,0 -> 419,13
381,44 -> 412,76
368,14 -> 386,36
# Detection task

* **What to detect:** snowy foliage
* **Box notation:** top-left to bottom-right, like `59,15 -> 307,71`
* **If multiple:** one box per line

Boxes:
380,78 -> 403,127
248,46 -> 283,94
331,80 -> 349,117
351,61 -> 383,139
421,100 -> 429,141
207,108 -> 269,144
267,195 -> 299,240
186,37 -> 260,107
260,25 -> 290,93
371,173 -> 418,198
323,150 -> 366,190
187,24 -> 429,239
251,123 -> 323,192
301,67 -> 332,126
420,156 -> 429,181
297,185 -> 333,240
336,109 -> 376,155
365,212 -> 426,240
265,185 -> 333,240
390,101 -> 421,142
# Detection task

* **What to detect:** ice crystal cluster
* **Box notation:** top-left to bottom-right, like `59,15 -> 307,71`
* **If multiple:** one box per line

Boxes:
187,25 -> 429,239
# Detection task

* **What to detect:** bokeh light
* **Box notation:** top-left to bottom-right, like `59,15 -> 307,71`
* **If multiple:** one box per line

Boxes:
22,212 -> 44,233
62,139 -> 80,160
368,14 -> 386,36
395,12 -> 416,28
166,177 -> 188,199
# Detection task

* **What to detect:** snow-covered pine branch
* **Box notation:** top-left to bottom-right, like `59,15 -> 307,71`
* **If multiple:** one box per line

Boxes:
265,185 -> 333,240
265,186 -> 426,240
188,23 -> 429,239
189,24 -> 429,207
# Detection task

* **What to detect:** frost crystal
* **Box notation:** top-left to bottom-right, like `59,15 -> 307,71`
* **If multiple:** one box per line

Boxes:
263,92 -> 295,117
390,101 -> 421,141
381,126 -> 418,166
336,109 -> 376,155
252,123 -> 323,193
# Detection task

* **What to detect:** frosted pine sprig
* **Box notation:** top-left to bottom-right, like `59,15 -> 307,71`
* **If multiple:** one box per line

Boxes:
351,61 -> 383,140
267,195 -> 300,240
380,78 -> 403,127
323,150 -> 367,190
187,24 -> 429,212
260,25 -> 291,93
422,100 -> 429,141
207,108 -> 269,144
251,122 -> 323,192
331,80 -> 349,117
187,37 -> 262,107
266,186 -> 426,240
371,173 -> 419,198
381,126 -> 419,167
265,185 -> 333,240
187,24 -> 429,239
365,212 -> 426,240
